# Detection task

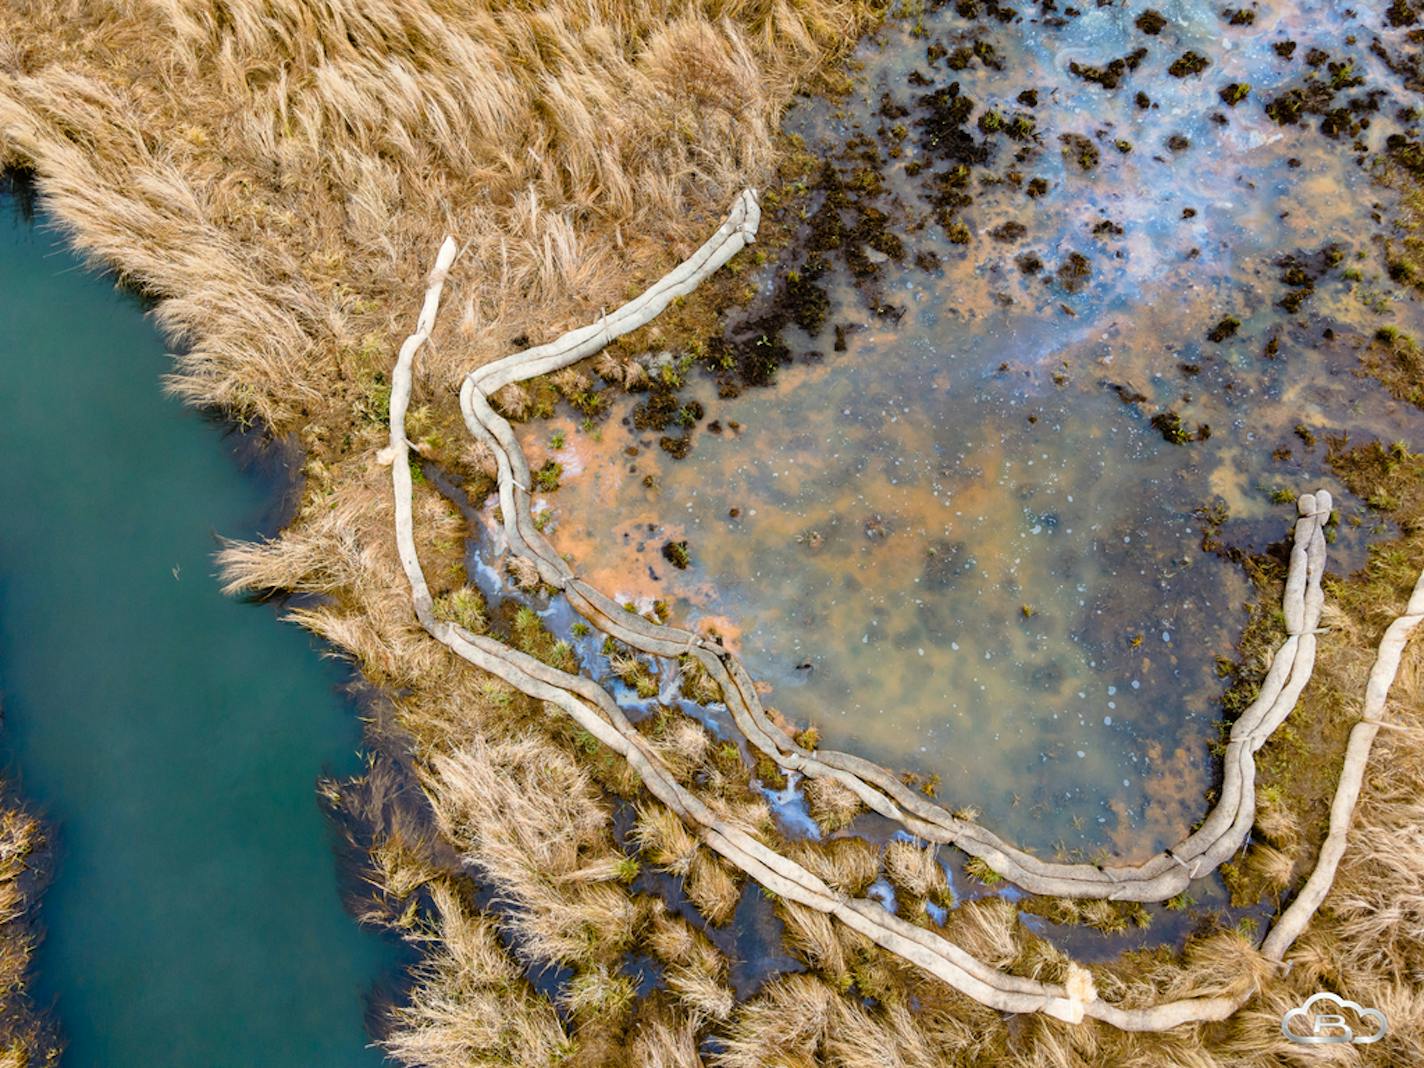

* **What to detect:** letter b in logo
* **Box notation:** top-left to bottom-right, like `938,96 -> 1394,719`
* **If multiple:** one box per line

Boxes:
1281,992 -> 1388,1045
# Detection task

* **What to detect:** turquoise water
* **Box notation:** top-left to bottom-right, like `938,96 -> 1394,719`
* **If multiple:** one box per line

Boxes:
0,180 -> 397,1064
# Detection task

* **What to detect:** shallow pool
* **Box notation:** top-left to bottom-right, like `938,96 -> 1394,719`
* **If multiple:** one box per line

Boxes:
516,0 -> 1424,858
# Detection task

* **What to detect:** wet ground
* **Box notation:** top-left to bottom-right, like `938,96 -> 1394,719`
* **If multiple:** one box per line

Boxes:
509,0 -> 1424,861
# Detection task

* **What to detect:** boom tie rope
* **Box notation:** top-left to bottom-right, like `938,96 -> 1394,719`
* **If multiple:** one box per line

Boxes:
388,195 -> 1424,1029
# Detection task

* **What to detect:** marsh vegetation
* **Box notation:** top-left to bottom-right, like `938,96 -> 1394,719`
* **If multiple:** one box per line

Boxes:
5,0 -> 1424,1063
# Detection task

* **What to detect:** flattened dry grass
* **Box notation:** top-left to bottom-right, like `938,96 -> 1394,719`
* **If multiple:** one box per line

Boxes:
633,803 -> 700,879
1,1 -> 884,1055
628,1000 -> 706,1068
665,963 -> 735,1025
778,899 -> 849,981
0,0 -> 878,430
787,836 -> 879,897
684,849 -> 743,927
802,774 -> 863,834
881,838 -> 942,903
14,2 -> 1424,1064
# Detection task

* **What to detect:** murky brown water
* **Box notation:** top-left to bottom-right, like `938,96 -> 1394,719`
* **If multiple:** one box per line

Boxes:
508,0 -> 1424,857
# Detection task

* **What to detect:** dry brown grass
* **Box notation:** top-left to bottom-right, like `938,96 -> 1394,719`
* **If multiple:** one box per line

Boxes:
646,904 -> 725,976
684,849 -> 743,927
802,775 -> 863,834
633,803 -> 701,879
0,1 -> 885,1056
645,714 -> 713,785
941,897 -> 1019,972
778,900 -> 849,981
0,0 -> 876,430
13,1 -> 1424,1063
882,838 -> 943,902
665,964 -> 735,1024
564,964 -> 638,1024
384,880 -> 570,1067
787,836 -> 879,896
678,654 -> 724,704
712,973 -> 837,1067
0,796 -> 57,1067
423,732 -> 639,967
628,1001 -> 705,1068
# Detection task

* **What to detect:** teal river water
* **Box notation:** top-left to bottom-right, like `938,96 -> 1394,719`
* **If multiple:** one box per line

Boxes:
0,181 -> 397,1063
